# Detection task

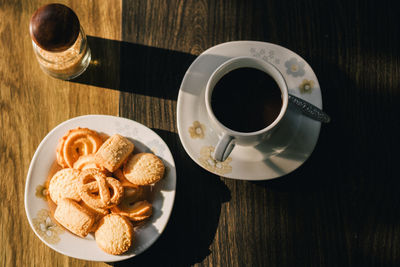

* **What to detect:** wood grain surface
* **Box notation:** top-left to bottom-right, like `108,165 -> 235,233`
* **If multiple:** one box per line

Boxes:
0,1 -> 120,266
1,0 -> 399,267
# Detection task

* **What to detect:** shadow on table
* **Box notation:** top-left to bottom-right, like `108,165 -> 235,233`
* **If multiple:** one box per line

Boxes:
251,61 -> 399,266
73,37 -> 231,266
108,129 -> 231,267
72,36 -> 232,266
72,36 -> 196,100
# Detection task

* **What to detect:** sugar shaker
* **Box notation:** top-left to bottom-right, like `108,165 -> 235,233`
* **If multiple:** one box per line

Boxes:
29,3 -> 91,80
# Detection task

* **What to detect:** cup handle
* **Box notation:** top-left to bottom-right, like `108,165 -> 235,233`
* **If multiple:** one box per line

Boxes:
213,134 -> 235,162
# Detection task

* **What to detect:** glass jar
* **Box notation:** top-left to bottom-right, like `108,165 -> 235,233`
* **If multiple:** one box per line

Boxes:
29,4 -> 91,80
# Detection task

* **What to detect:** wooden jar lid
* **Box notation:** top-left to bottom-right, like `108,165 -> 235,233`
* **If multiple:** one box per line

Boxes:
29,4 -> 80,52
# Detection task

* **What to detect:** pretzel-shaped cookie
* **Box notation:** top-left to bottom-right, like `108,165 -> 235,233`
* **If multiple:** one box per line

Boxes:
105,177 -> 124,207
78,169 -> 123,209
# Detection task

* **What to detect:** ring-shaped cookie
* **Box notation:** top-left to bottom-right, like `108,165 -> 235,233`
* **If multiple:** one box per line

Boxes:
57,127 -> 103,168
105,177 -> 124,207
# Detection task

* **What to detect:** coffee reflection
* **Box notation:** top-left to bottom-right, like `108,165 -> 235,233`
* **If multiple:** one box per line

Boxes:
210,67 -> 282,133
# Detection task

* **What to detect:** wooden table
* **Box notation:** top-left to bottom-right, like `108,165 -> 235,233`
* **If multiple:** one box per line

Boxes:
1,0 -> 398,266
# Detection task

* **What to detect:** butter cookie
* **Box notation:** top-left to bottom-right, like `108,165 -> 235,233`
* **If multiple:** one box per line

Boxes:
48,168 -> 81,204
95,214 -> 133,255
54,198 -> 95,237
56,127 -> 103,168
95,134 -> 134,172
123,153 -> 165,185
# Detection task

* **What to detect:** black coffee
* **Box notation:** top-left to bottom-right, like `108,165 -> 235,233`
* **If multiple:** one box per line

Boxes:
211,67 -> 282,132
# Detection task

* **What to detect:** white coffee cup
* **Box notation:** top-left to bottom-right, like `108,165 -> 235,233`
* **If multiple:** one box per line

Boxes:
205,56 -> 289,162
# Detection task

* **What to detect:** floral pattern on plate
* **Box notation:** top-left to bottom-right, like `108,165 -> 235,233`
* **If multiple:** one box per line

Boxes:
114,120 -> 139,138
25,115 -> 176,262
32,209 -> 64,244
35,183 -> 48,201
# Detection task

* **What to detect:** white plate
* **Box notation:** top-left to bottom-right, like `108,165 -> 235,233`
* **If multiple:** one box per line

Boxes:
177,41 -> 322,180
24,115 -> 176,262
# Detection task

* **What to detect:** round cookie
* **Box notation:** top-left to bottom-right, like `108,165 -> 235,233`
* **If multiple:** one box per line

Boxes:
95,214 -> 133,255
123,153 -> 165,185
48,168 -> 81,204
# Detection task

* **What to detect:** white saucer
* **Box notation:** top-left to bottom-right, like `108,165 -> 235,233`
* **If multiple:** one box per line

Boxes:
25,115 -> 176,262
177,41 -> 322,180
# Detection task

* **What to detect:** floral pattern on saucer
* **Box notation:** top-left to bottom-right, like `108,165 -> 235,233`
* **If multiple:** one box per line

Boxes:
199,146 -> 232,175
299,79 -> 315,94
177,41 -> 322,180
187,121 -> 232,174
32,209 -> 64,244
250,48 -> 280,65
188,121 -> 206,139
285,57 -> 305,77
